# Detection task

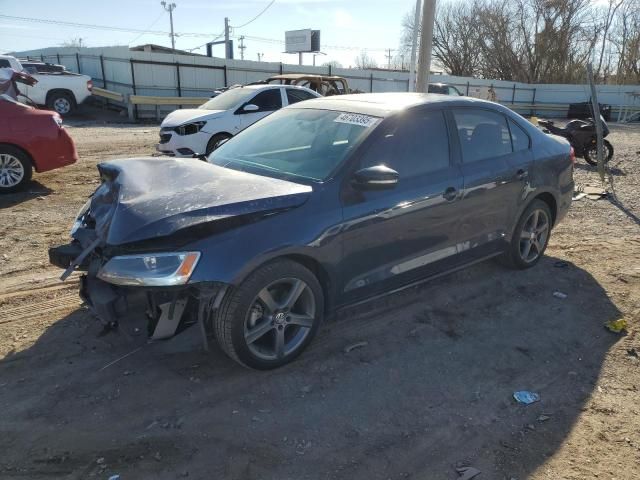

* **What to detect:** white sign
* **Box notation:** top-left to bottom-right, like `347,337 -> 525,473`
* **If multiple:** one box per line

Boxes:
285,29 -> 312,53
334,113 -> 378,128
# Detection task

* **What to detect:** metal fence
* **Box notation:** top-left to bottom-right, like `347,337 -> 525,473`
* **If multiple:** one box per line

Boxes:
18,46 -> 640,121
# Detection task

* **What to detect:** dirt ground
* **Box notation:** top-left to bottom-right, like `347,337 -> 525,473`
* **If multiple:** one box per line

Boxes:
1,108 -> 639,480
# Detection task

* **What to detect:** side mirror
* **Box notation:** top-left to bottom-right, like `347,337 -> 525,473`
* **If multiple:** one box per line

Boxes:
351,165 -> 399,190
242,103 -> 259,112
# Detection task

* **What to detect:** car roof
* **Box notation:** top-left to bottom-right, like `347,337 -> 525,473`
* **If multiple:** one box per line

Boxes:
231,84 -> 314,92
268,74 -> 345,81
289,92 -> 500,117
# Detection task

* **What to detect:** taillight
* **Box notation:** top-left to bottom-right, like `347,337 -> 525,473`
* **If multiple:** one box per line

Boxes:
87,80 -> 93,91
569,146 -> 576,165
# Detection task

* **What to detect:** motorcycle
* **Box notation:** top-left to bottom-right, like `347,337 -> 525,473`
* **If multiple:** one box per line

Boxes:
538,116 -> 614,166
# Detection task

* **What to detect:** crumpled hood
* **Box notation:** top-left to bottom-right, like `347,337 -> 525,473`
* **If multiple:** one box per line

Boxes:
87,157 -> 312,246
161,108 -> 224,127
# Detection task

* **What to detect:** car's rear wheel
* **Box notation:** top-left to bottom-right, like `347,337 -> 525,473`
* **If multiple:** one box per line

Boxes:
47,91 -> 76,115
0,147 -> 33,193
501,199 -> 552,269
205,133 -> 232,155
213,259 -> 324,369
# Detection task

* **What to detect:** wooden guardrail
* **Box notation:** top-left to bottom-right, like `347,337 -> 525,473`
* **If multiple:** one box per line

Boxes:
127,94 -> 210,120
92,87 -> 125,102
93,89 -> 639,122
129,95 -> 209,106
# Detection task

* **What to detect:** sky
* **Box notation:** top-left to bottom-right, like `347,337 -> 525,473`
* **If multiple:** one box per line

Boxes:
0,0 -> 419,67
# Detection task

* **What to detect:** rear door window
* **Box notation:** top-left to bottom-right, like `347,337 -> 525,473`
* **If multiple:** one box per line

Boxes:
452,109 -> 512,162
286,88 -> 317,105
509,119 -> 530,151
0,59 -> 11,68
249,89 -> 282,112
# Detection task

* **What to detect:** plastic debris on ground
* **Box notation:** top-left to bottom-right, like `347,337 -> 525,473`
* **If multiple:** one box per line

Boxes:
572,192 -> 587,201
553,291 -> 568,299
343,341 -> 368,353
513,391 -> 541,405
583,185 -> 608,200
573,184 -> 608,201
456,466 -> 482,480
605,318 -> 628,333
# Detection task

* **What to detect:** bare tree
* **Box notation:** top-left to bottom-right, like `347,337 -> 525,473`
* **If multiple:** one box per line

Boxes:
60,37 -> 85,48
321,60 -> 343,69
353,51 -> 378,69
398,0 -> 640,83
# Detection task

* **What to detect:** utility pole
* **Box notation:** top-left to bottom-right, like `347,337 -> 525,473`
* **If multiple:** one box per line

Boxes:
257,52 -> 264,61
160,1 -> 177,50
299,52 -> 303,66
400,54 -> 405,71
239,35 -> 246,60
416,0 -> 436,93
385,48 -> 394,69
408,0 -> 421,91
224,17 -> 230,59
586,63 -> 605,183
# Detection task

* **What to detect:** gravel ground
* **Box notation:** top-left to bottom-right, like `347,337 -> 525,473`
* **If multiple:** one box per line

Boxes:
0,109 -> 639,479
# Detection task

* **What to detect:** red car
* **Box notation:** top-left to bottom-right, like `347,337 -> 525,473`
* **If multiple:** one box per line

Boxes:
0,70 -> 77,193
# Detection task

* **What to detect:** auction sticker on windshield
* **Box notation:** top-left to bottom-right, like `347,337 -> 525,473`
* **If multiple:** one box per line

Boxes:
334,113 -> 378,128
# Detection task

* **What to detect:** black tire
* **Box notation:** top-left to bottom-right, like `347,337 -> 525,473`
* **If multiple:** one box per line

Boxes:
213,259 -> 324,370
500,199 -> 553,269
205,133 -> 232,155
46,91 -> 76,116
0,146 -> 33,193
583,140 -> 614,166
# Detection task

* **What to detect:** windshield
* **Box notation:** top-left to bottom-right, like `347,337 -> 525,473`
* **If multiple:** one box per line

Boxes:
199,87 -> 254,111
209,108 -> 380,181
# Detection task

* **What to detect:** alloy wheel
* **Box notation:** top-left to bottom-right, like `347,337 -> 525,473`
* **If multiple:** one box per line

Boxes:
244,277 -> 316,361
0,154 -> 25,188
519,208 -> 550,263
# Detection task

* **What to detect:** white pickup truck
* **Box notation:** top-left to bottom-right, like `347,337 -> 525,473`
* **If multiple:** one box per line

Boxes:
0,55 -> 93,115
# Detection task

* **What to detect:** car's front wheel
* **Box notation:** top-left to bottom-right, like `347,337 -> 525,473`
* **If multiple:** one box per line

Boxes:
205,133 -> 232,155
501,199 -> 552,269
213,259 -> 324,369
0,146 -> 33,193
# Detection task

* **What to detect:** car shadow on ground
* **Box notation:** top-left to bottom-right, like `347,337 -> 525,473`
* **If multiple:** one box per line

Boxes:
574,162 -> 625,176
0,182 -> 52,208
0,255 -> 623,479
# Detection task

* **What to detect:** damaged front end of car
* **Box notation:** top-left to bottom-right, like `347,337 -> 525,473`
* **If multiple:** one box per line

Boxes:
49,157 -> 311,343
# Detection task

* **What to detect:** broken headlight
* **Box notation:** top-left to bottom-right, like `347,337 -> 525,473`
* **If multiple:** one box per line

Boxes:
70,199 -> 91,235
97,252 -> 201,287
175,121 -> 206,136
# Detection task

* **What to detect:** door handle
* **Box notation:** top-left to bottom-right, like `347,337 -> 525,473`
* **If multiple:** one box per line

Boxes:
516,169 -> 528,180
443,187 -> 458,201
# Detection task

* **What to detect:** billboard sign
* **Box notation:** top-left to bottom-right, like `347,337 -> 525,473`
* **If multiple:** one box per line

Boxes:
285,29 -> 320,53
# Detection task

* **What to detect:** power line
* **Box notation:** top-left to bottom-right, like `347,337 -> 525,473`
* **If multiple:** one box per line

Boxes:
185,29 -> 226,52
128,11 -> 166,45
0,14 -> 222,39
232,0 -> 276,29
232,34 -> 388,52
2,13 -> 389,54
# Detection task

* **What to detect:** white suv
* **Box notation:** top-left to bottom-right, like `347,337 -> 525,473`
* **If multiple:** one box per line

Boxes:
157,84 -> 320,157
